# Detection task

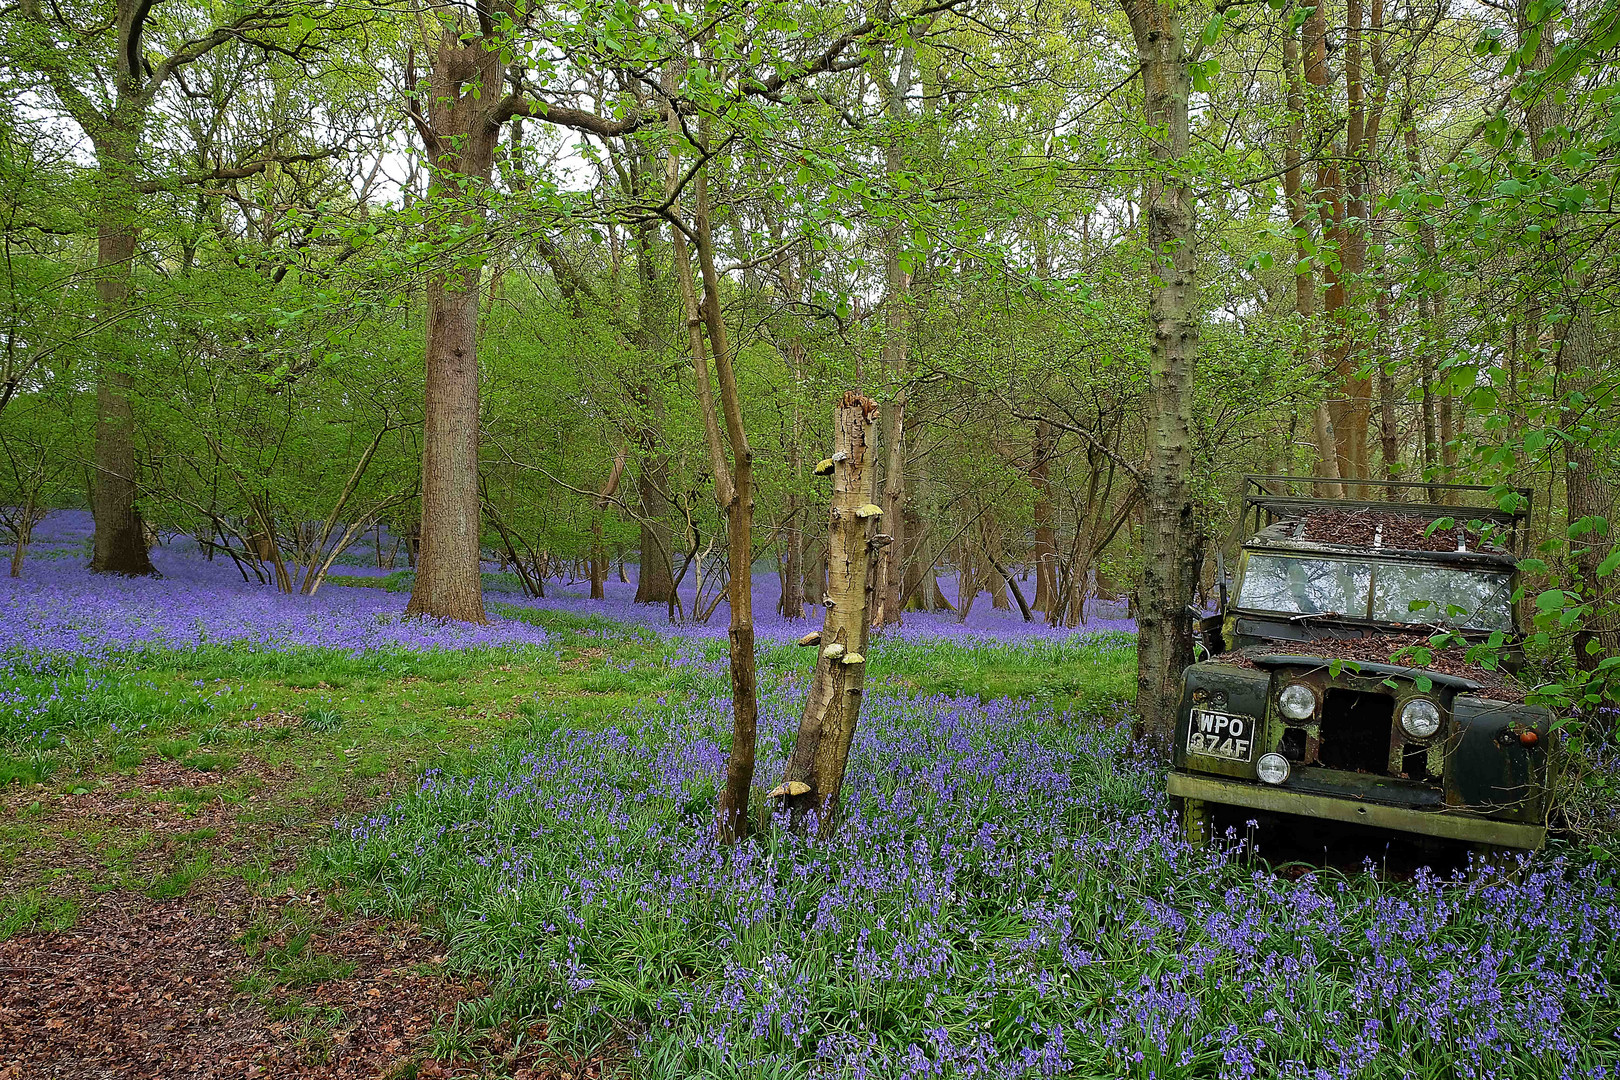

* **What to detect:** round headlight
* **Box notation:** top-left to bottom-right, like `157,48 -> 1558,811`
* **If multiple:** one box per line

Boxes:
1257,752 -> 1291,785
1278,683 -> 1316,720
1400,698 -> 1443,740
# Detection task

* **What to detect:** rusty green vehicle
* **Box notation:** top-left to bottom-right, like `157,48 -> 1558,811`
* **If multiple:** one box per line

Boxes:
1168,476 -> 1554,852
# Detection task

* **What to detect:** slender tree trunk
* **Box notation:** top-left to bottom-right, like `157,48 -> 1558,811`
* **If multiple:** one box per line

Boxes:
779,343 -> 807,620
983,514 -> 1011,610
9,490 -> 35,577
1123,0 -> 1201,750
664,89 -> 758,843
1030,421 -> 1058,612
871,48 -> 914,629
1417,289 -> 1439,486
1406,112 -> 1441,488
1286,25 -> 1342,500
696,203 -> 758,843
776,393 -> 879,834
1376,283 -> 1402,497
1332,0 -> 1376,489
1304,3 -> 1358,490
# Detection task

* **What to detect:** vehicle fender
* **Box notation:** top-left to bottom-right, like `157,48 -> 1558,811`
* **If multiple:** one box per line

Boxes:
1446,695 -> 1552,820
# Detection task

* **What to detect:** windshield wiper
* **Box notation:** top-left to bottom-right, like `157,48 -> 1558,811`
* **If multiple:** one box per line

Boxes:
1288,611 -> 1344,623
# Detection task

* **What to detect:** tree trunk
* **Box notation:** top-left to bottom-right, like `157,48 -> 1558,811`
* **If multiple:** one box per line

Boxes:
696,206 -> 758,845
664,90 -> 758,843
1123,0 -> 1201,751
779,338 -> 807,619
632,218 -> 676,607
1030,421 -> 1058,612
983,514 -> 1011,610
634,463 -> 677,604
406,265 -> 488,622
9,490 -> 36,577
1376,283 -> 1402,498
589,447 -> 627,601
1563,308 -> 1618,672
1287,25 -> 1342,500
1304,3 -> 1357,490
1330,0 -> 1375,490
404,22 -> 506,624
776,393 -> 879,834
804,535 -> 827,608
870,49 -> 914,629
90,141 -> 155,576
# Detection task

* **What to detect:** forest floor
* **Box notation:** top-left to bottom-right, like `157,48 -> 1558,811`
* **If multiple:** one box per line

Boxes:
1,557 -> 1134,1078
4,520 -> 1618,1078
0,607 -> 649,1079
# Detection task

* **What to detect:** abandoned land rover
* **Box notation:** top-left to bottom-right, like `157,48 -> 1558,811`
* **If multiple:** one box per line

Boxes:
1168,476 -> 1555,853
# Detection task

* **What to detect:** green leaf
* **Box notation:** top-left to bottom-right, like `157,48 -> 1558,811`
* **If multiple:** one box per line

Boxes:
1535,588 -> 1568,611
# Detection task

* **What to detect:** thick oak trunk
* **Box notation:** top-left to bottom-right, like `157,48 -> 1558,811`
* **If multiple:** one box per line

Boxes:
1124,0 -> 1201,750
631,220 -> 677,607
1564,310 -> 1618,672
90,154 -> 155,576
404,27 -> 505,624
406,267 -> 488,622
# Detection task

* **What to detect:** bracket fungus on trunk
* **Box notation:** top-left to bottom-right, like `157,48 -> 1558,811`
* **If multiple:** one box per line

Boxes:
774,391 -> 881,835
767,780 -> 812,799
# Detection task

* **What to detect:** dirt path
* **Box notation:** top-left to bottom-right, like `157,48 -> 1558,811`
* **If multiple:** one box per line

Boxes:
0,760 -> 577,1078
0,880 -> 480,1079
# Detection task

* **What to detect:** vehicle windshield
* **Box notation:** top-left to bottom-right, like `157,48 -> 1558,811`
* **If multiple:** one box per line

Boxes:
1236,553 -> 1513,632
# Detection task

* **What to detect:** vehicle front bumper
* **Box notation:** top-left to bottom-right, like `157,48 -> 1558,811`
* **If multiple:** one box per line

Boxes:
1167,771 -> 1546,849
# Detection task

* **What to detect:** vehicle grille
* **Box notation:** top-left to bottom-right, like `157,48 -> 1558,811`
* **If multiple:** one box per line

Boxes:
1317,688 -> 1394,774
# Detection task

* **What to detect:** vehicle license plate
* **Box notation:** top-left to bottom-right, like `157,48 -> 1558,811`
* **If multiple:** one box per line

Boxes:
1186,709 -> 1255,761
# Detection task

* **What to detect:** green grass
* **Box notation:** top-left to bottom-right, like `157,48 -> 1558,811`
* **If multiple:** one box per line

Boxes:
145,852 -> 215,899
307,630 -> 1618,1080
862,630 -> 1136,711
0,618 -> 741,918
301,705 -> 345,734
0,887 -> 80,940
0,612 -> 1151,1075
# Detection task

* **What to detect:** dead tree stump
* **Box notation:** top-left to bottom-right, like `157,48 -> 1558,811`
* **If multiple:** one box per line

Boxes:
771,392 -> 882,835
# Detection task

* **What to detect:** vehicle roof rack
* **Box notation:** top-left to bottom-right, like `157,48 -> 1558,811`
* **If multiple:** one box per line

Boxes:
1241,475 -> 1533,557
